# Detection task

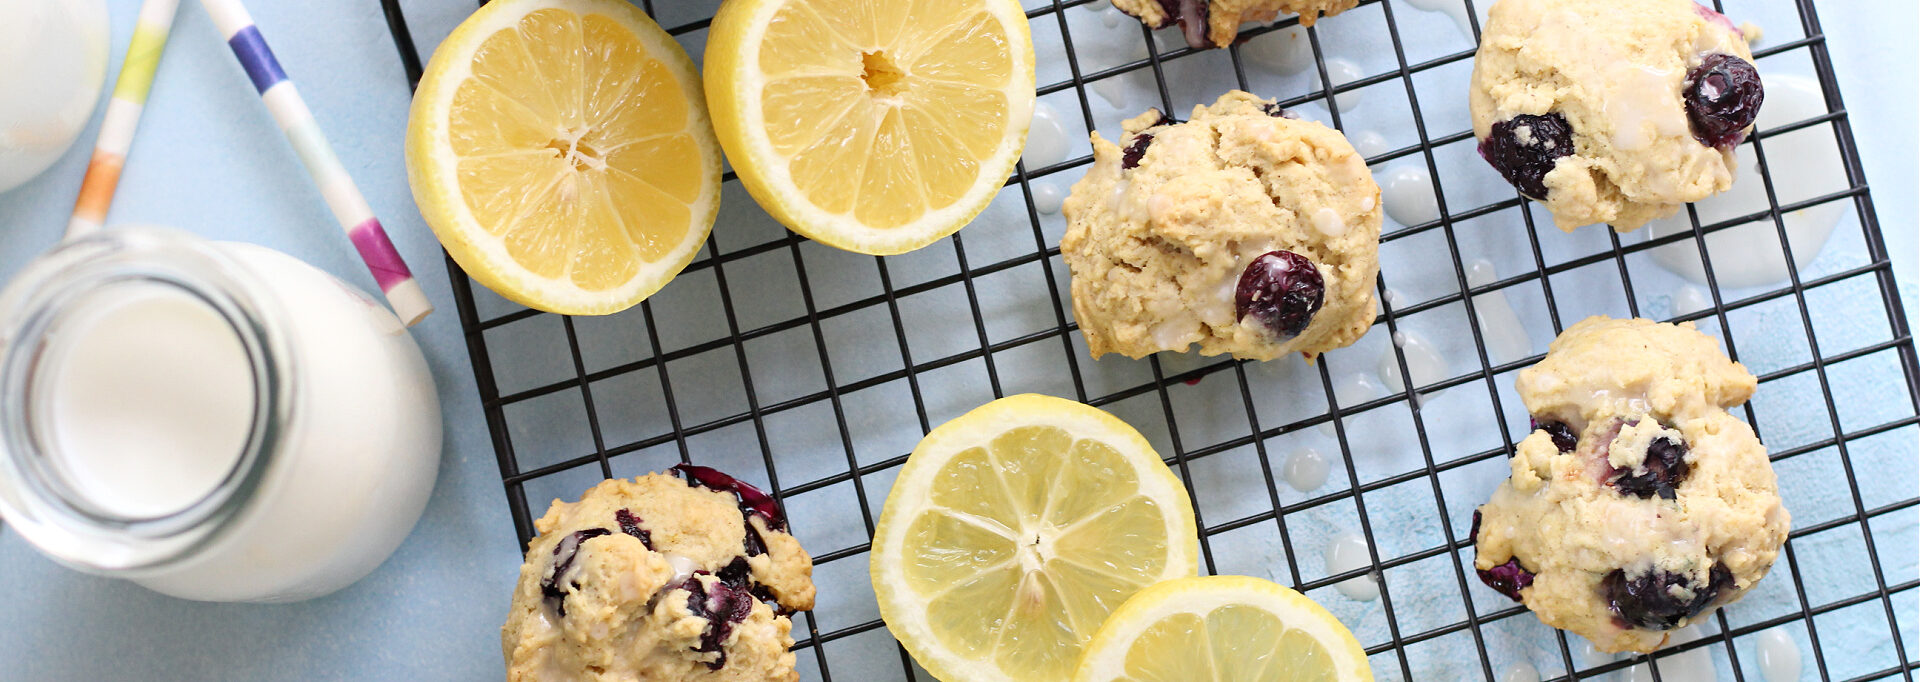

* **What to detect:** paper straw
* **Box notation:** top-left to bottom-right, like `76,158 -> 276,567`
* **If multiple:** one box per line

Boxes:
66,0 -> 180,238
196,0 -> 432,327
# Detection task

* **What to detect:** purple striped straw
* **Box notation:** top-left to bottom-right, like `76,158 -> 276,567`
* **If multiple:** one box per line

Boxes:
198,0 -> 432,326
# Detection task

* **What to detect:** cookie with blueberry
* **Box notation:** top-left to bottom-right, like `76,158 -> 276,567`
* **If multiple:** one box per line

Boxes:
1111,0 -> 1359,50
1473,316 -> 1788,653
1061,91 -> 1381,362
501,467 -> 815,680
1469,0 -> 1763,230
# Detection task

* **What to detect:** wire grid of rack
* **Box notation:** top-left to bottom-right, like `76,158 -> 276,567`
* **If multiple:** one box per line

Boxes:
378,0 -> 1917,679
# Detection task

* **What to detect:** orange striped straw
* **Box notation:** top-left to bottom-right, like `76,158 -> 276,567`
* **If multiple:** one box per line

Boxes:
66,0 -> 180,238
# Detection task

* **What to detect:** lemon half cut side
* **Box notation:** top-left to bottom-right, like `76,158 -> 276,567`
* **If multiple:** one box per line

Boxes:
871,394 -> 1200,681
705,0 -> 1035,255
406,0 -> 722,315
1073,575 -> 1375,682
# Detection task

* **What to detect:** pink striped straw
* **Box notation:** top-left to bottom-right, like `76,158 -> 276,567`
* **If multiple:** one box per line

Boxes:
66,0 -> 180,238
197,0 -> 432,326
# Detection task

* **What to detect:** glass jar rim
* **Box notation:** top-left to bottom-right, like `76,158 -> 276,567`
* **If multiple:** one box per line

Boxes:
0,226 -> 295,572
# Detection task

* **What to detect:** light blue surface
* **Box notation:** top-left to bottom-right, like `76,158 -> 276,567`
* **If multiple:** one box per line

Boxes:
0,1 -> 1911,680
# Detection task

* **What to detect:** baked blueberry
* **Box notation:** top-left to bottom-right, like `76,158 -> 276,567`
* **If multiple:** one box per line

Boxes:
1477,557 -> 1535,602
1469,0 -> 1759,230
679,573 -> 757,670
1602,563 -> 1734,630
1683,54 -> 1764,149
1150,0 -> 1211,49
1609,434 -> 1691,500
541,528 -> 612,617
1235,250 -> 1325,338
614,508 -> 652,549
1531,417 -> 1579,454
673,463 -> 788,531
1261,102 -> 1298,119
1121,133 -> 1155,170
1479,113 -> 1575,200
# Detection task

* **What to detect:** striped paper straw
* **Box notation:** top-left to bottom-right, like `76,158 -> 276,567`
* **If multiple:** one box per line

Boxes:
197,0 -> 432,327
66,0 -> 180,238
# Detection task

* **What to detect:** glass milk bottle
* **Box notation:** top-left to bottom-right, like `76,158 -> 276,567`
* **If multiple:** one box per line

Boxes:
0,0 -> 109,193
0,226 -> 442,602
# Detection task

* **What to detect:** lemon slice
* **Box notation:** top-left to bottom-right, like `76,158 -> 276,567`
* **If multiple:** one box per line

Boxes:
406,0 -> 721,315
871,394 -> 1200,681
1074,575 -> 1374,682
704,0 -> 1035,255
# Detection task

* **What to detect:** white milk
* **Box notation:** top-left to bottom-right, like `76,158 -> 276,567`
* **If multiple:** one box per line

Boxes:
0,228 -> 442,603
0,0 -> 108,193
1672,284 -> 1713,316
43,286 -> 254,519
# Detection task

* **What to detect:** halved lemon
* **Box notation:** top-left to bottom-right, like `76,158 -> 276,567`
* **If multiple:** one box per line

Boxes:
871,394 -> 1200,681
406,0 -> 720,315
704,0 -> 1035,255
1074,575 -> 1374,682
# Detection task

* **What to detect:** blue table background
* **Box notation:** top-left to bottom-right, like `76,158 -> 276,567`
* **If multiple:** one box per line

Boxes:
0,0 -> 1911,679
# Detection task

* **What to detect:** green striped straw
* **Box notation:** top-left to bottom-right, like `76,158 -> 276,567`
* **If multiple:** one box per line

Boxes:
66,0 -> 179,237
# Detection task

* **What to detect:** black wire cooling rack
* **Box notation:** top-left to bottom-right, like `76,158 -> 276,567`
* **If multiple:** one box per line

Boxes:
377,0 -> 1917,679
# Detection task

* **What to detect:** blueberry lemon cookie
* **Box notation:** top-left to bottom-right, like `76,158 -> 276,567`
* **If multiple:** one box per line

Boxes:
1470,0 -> 1763,231
1473,317 -> 1788,653
502,466 -> 815,681
1062,91 -> 1380,361
1112,0 -> 1359,49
